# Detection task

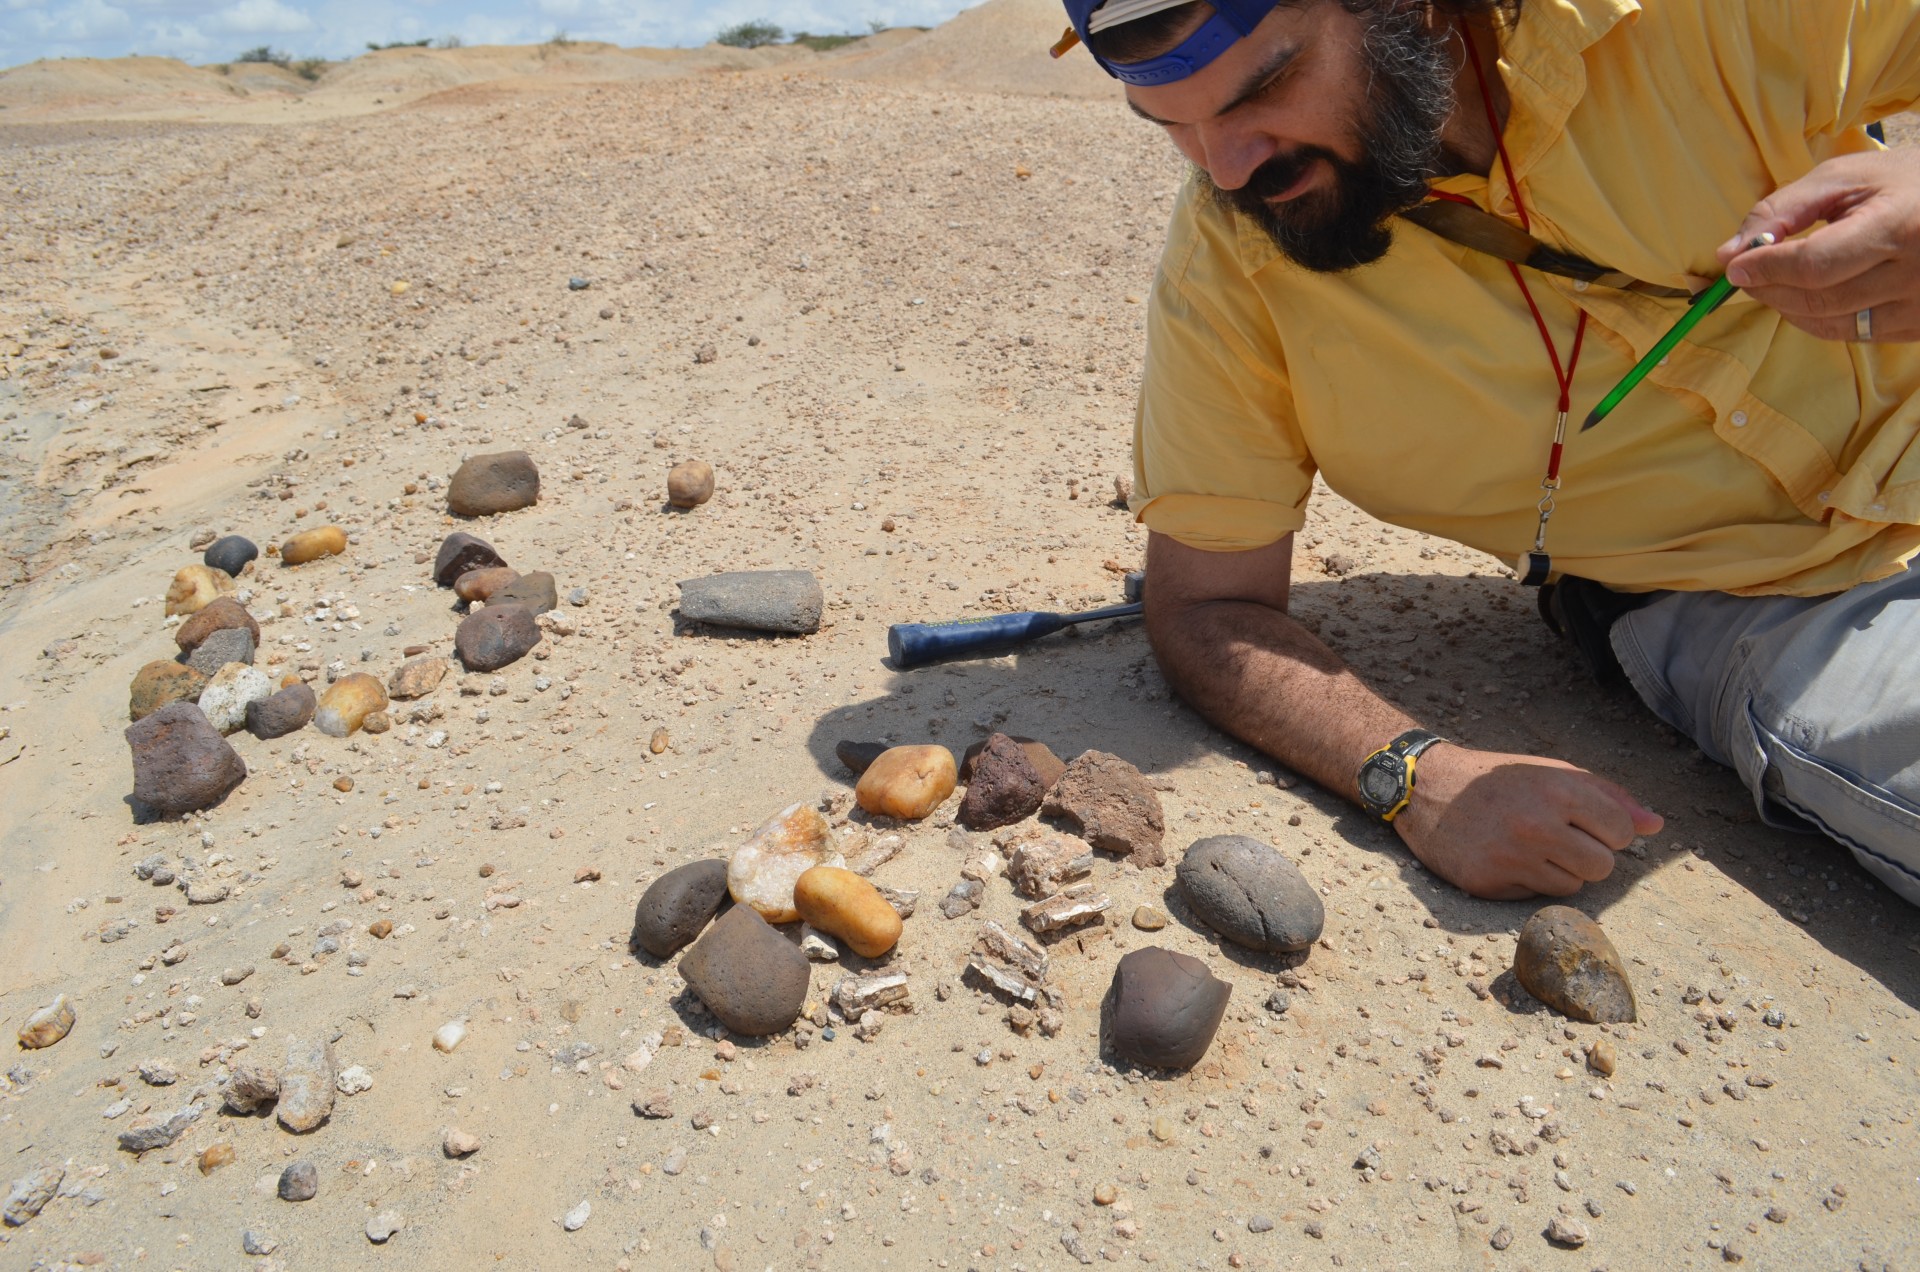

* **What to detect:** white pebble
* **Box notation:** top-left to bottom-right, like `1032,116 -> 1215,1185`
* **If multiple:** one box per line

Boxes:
563,1200 -> 591,1231
433,1021 -> 467,1053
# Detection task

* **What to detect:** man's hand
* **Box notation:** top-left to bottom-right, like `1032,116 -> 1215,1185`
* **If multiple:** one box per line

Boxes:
1717,149 -> 1920,342
1392,745 -> 1664,900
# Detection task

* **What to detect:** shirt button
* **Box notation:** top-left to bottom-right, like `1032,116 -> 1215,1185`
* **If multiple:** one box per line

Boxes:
1657,356 -> 1670,366
1730,410 -> 1748,427
1573,280 -> 1589,292
1872,503 -> 1888,513
1818,491 -> 1831,502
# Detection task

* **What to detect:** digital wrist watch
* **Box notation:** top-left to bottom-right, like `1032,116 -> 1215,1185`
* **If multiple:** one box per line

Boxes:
1357,729 -> 1449,823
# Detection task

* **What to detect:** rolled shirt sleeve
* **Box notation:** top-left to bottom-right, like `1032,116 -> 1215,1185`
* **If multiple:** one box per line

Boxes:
1131,182 -> 1316,552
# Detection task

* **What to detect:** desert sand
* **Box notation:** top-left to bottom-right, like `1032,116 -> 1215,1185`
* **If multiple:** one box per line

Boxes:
0,3 -> 1915,1269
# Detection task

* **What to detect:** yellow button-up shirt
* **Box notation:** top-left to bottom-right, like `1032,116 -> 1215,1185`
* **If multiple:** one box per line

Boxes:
1133,0 -> 1920,595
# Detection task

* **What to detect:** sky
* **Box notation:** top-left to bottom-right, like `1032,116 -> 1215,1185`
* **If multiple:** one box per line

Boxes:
0,0 -> 983,72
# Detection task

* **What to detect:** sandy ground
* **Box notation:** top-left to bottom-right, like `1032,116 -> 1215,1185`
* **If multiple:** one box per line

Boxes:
1,7 -> 1916,1270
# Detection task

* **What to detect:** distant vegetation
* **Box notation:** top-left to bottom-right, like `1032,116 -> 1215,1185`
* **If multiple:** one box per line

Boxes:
235,45 -> 291,68
716,20 -> 784,48
719,20 -> 911,51
435,35 -> 463,49
366,39 -> 431,51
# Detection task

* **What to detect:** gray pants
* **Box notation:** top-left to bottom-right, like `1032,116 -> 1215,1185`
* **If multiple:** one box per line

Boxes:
1611,567 -> 1920,905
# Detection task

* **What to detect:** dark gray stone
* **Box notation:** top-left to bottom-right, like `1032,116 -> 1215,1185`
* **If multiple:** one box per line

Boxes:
246,683 -> 315,739
678,570 -> 823,635
277,1161 -> 318,1202
1176,834 -> 1324,954
432,532 -> 507,587
454,604 -> 541,672
835,740 -> 889,776
630,859 -> 731,958
126,703 -> 245,816
490,570 -> 557,616
677,906 -> 809,1036
185,626 -> 255,674
202,535 -> 258,577
1105,947 -> 1231,1070
958,732 -> 1047,831
447,451 -> 539,517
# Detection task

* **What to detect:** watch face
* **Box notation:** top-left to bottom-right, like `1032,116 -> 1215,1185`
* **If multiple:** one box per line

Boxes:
1359,755 -> 1405,807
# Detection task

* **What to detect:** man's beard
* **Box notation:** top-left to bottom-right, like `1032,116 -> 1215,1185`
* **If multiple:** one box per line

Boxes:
1206,3 -> 1455,273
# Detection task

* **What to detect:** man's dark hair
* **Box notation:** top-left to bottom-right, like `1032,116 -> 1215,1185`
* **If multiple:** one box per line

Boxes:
1088,0 -> 1520,66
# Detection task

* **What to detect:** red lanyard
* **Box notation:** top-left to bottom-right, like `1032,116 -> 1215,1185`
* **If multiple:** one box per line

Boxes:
1434,26 -> 1588,587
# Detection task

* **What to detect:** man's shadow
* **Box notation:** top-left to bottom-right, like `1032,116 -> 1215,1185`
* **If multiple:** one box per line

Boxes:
800,571 -> 1920,1012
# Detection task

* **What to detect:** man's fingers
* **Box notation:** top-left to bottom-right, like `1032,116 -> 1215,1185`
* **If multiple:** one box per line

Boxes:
1717,178 -> 1844,268
1725,203 -> 1895,291
1577,772 -> 1664,836
1522,859 -> 1590,897
1561,779 -> 1638,854
1770,298 -> 1920,343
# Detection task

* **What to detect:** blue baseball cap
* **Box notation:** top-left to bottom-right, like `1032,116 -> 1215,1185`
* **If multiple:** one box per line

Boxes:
1053,0 -> 1283,86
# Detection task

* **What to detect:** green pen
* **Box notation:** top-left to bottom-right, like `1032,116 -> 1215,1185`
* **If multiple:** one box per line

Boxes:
1579,232 -> 1774,432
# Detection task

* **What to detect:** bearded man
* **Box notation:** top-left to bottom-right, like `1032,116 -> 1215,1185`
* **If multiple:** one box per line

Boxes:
1053,0 -> 1920,904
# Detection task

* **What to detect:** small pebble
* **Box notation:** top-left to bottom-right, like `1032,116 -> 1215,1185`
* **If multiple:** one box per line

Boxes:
277,1161 -> 318,1202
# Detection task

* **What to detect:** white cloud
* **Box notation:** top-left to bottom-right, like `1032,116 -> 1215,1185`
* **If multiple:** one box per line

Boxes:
206,0 -> 312,36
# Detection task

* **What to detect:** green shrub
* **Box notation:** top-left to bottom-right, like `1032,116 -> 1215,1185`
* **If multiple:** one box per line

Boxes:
294,57 -> 327,80
716,20 -> 783,48
791,32 -> 860,51
435,35 -> 463,49
365,39 -> 431,51
236,46 -> 291,68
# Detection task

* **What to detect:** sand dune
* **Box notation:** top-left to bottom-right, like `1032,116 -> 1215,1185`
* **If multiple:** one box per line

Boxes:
838,0 -> 1121,99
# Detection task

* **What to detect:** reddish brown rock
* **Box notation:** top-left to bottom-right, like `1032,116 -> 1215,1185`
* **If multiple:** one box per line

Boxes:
174,597 -> 259,655
1042,751 -> 1166,867
958,732 -> 1048,831
433,532 -> 507,587
126,702 -> 246,815
960,735 -> 1066,789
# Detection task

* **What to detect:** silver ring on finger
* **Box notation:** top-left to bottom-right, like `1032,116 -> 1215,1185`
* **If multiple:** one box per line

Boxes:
1857,308 -> 1875,342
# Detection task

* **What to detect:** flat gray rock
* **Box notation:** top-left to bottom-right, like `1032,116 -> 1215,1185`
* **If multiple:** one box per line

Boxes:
678,570 -> 822,634
185,625 -> 254,673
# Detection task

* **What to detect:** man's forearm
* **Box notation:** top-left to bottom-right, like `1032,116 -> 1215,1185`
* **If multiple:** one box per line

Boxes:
1146,598 -> 1419,797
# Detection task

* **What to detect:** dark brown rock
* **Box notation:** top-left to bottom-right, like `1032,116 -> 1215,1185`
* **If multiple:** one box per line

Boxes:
433,532 -> 507,587
129,661 -> 208,722
126,702 -> 246,815
1105,947 -> 1231,1070
957,733 -> 1047,831
490,570 -> 557,616
961,735 -> 1066,789
454,604 -> 541,672
174,597 -> 260,654
1042,750 -> 1166,867
1176,835 -> 1323,953
631,859 -> 731,959
246,683 -> 315,739
447,451 -> 540,517
835,740 -> 890,776
1513,906 -> 1637,1024
677,906 -> 809,1036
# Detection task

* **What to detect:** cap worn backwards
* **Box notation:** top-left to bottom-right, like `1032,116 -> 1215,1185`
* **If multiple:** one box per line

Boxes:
1054,0 -> 1283,86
